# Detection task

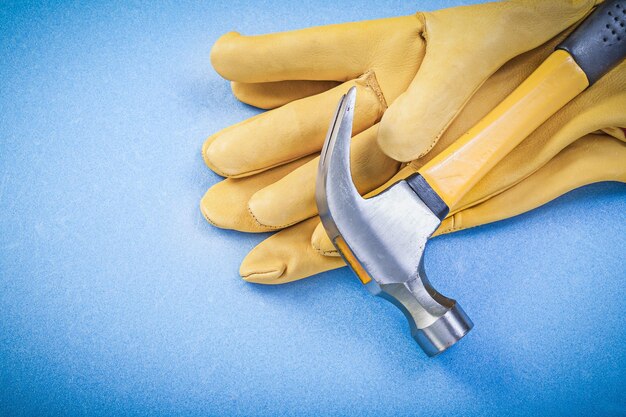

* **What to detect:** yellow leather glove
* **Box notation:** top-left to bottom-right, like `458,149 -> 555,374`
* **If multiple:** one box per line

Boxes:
243,60 -> 626,282
201,0 -> 617,283
203,0 -> 595,229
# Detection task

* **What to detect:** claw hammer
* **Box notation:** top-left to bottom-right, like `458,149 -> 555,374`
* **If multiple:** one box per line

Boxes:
316,0 -> 626,356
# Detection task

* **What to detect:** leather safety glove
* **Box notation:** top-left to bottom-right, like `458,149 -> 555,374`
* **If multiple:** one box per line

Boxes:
203,0 -> 596,226
202,1 -> 599,280
242,59 -> 626,283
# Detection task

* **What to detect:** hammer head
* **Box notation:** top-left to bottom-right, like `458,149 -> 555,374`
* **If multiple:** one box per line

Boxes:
316,87 -> 472,356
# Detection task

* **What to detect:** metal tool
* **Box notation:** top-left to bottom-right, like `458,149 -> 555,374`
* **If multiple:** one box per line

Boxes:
316,0 -> 625,356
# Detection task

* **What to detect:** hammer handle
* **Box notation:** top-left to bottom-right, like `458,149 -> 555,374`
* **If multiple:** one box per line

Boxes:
418,0 -> 626,209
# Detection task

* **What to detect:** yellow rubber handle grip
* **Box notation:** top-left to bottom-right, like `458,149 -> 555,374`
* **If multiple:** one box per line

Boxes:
419,50 -> 590,209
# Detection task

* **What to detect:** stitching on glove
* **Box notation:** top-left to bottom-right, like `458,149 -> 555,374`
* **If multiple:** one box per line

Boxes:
312,242 -> 339,256
246,203 -> 284,230
200,207 -> 221,228
311,233 -> 339,256
246,201 -> 316,230
318,248 -> 339,256
211,152 -> 316,179
235,153 -> 317,178
438,213 -> 460,235
359,70 -> 388,115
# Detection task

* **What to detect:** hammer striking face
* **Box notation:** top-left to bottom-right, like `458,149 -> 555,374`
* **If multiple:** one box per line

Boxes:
316,87 -> 473,356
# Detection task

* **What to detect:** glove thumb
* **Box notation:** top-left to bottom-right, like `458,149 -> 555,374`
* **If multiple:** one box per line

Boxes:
377,0 -> 595,162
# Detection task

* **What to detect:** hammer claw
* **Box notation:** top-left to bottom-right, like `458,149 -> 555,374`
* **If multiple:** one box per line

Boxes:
317,87 -> 364,241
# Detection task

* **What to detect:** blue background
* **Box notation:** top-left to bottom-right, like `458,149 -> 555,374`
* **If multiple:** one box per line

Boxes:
1,1 -> 625,416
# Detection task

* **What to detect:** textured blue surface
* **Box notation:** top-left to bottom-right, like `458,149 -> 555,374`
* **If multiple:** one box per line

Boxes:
1,1 -> 625,416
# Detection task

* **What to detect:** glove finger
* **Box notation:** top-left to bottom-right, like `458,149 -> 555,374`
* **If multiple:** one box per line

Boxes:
203,124 -> 400,232
405,32 -> 567,171
231,80 -> 340,110
377,0 -> 595,162
247,124 -> 400,229
201,155 -> 316,232
210,15 -> 420,83
435,133 -> 626,236
203,73 -> 385,178
240,217 -> 344,284
311,221 -> 338,257
312,133 -> 626,256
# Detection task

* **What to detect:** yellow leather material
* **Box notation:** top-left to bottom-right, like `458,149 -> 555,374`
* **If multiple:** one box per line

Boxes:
203,25 -> 576,232
449,73 -> 626,213
246,124 -> 400,229
419,50 -> 590,208
202,123 -> 400,231
203,74 -> 385,178
239,217 -> 344,283
211,15 -> 426,100
201,0 -> 623,285
201,155 -> 316,232
231,80 -> 340,110
206,0 -> 594,178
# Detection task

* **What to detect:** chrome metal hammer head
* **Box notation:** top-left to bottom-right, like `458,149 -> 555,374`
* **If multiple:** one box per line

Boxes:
316,87 -> 473,356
